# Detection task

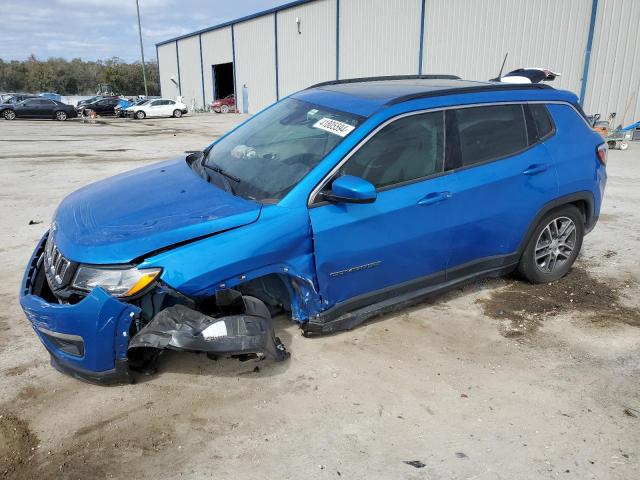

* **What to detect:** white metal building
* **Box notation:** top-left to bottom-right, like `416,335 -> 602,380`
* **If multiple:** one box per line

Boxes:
157,0 -> 640,125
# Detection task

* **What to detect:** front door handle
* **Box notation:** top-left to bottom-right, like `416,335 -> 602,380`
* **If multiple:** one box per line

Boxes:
523,163 -> 549,175
418,191 -> 452,206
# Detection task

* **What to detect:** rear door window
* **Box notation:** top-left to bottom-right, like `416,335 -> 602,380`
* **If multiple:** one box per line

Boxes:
339,111 -> 445,189
449,104 -> 528,168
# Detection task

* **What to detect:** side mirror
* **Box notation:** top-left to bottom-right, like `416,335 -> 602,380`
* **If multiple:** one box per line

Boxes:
185,150 -> 204,164
321,175 -> 376,204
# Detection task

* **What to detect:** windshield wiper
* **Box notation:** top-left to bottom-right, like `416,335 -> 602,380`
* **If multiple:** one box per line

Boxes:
200,160 -> 241,195
202,162 -> 241,183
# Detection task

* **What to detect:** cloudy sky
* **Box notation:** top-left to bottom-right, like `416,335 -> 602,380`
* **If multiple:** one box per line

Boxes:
0,0 -> 286,62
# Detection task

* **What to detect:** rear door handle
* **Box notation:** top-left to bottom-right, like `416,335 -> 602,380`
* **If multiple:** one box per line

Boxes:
418,191 -> 452,206
523,163 -> 549,175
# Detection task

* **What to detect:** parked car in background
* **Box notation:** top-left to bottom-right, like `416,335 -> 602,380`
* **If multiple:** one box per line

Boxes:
128,98 -> 187,119
2,97 -> 77,120
211,94 -> 235,113
76,96 -> 102,109
40,92 -> 62,102
1,93 -> 38,104
76,95 -> 118,110
116,98 -> 147,117
113,98 -> 131,117
18,77 -> 606,383
79,97 -> 121,116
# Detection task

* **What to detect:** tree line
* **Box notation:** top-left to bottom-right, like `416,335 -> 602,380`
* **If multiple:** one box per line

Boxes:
0,55 -> 160,96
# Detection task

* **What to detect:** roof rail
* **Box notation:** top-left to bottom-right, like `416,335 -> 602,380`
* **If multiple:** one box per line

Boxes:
386,83 -> 553,106
307,74 -> 462,89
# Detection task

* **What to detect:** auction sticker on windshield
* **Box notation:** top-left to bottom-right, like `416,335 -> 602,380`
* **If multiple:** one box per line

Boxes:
313,117 -> 355,137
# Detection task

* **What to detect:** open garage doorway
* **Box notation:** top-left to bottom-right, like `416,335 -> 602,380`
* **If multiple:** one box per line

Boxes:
211,62 -> 235,112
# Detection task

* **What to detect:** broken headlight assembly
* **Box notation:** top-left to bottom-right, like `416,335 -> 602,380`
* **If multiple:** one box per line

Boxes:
72,266 -> 162,298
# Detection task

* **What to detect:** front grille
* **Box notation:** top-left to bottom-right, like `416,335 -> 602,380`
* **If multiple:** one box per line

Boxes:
43,235 -> 77,290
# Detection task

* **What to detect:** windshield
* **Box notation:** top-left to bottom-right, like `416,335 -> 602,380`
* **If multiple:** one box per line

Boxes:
202,98 -> 362,202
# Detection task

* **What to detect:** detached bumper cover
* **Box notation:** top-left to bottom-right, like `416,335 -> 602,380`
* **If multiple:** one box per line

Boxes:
19,234 -> 140,384
128,295 -> 289,362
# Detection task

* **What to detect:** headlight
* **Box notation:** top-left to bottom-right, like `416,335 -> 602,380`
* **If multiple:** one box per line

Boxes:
72,266 -> 161,297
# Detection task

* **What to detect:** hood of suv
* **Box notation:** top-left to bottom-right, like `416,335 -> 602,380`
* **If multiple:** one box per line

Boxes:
51,158 -> 261,264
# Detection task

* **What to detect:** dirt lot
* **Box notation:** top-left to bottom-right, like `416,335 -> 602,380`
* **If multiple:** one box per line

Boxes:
0,114 -> 638,480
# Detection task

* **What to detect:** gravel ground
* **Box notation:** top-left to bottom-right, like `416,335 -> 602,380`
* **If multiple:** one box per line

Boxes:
0,114 -> 638,480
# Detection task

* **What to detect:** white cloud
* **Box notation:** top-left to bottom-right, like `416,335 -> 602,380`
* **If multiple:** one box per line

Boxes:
0,0 -> 290,61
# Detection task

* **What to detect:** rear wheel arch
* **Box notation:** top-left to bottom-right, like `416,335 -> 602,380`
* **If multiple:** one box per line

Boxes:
517,192 -> 594,257
569,198 -> 591,225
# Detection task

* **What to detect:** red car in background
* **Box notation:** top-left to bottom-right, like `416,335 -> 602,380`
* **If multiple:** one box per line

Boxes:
211,94 -> 236,113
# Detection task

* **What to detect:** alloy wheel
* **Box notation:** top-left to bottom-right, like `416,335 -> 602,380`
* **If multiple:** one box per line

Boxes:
4,110 -> 16,120
534,216 -> 577,274
56,111 -> 67,121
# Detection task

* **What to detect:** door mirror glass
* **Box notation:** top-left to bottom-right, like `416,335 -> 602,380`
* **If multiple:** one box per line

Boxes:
322,175 -> 376,204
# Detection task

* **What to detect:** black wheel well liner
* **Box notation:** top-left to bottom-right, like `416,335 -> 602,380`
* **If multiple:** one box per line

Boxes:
517,191 -> 594,256
234,273 -> 294,314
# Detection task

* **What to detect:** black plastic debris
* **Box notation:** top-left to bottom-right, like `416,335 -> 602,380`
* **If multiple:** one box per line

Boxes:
28,220 -> 43,225
129,290 -> 289,370
403,460 -> 426,468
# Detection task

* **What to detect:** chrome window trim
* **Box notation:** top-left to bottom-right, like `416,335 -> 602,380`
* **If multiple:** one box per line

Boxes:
306,100 -> 589,207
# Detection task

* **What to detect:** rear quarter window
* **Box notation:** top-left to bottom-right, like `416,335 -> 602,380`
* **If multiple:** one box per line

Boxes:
451,104 -> 528,167
530,104 -> 554,139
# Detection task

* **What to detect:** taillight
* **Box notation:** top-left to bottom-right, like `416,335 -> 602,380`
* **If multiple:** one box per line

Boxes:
596,143 -> 607,166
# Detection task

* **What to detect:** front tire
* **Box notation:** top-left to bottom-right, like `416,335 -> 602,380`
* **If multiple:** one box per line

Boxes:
55,110 -> 67,121
517,205 -> 584,283
135,110 -> 146,119
221,104 -> 229,114
3,109 -> 16,120
173,109 -> 182,118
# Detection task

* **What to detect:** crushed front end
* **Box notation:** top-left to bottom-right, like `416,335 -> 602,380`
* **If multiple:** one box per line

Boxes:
20,233 -> 288,385
20,233 -> 140,383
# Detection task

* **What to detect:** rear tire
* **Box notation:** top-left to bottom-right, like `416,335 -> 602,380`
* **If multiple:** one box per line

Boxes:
55,110 -> 67,121
3,109 -> 16,120
135,110 -> 145,119
173,109 -> 182,118
517,205 -> 584,283
221,104 -> 229,114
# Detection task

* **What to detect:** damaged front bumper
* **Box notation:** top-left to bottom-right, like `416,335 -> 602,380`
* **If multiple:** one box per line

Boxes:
20,234 -> 140,384
20,234 -> 288,385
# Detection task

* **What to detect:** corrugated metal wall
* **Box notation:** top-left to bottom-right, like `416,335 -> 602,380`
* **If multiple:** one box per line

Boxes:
158,0 -> 639,120
339,0 -> 422,78
177,35 -> 204,109
277,0 -> 337,98
234,15 -> 277,114
201,27 -> 233,107
583,0 -> 640,124
422,0 -> 592,94
157,42 -> 179,100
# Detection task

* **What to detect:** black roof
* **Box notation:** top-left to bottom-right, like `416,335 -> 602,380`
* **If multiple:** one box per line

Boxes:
307,75 -> 553,107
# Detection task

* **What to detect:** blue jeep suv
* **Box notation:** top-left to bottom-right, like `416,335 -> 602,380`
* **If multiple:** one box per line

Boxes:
20,77 -> 607,383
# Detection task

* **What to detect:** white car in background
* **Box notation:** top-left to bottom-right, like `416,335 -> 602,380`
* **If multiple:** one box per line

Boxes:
128,98 -> 187,119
